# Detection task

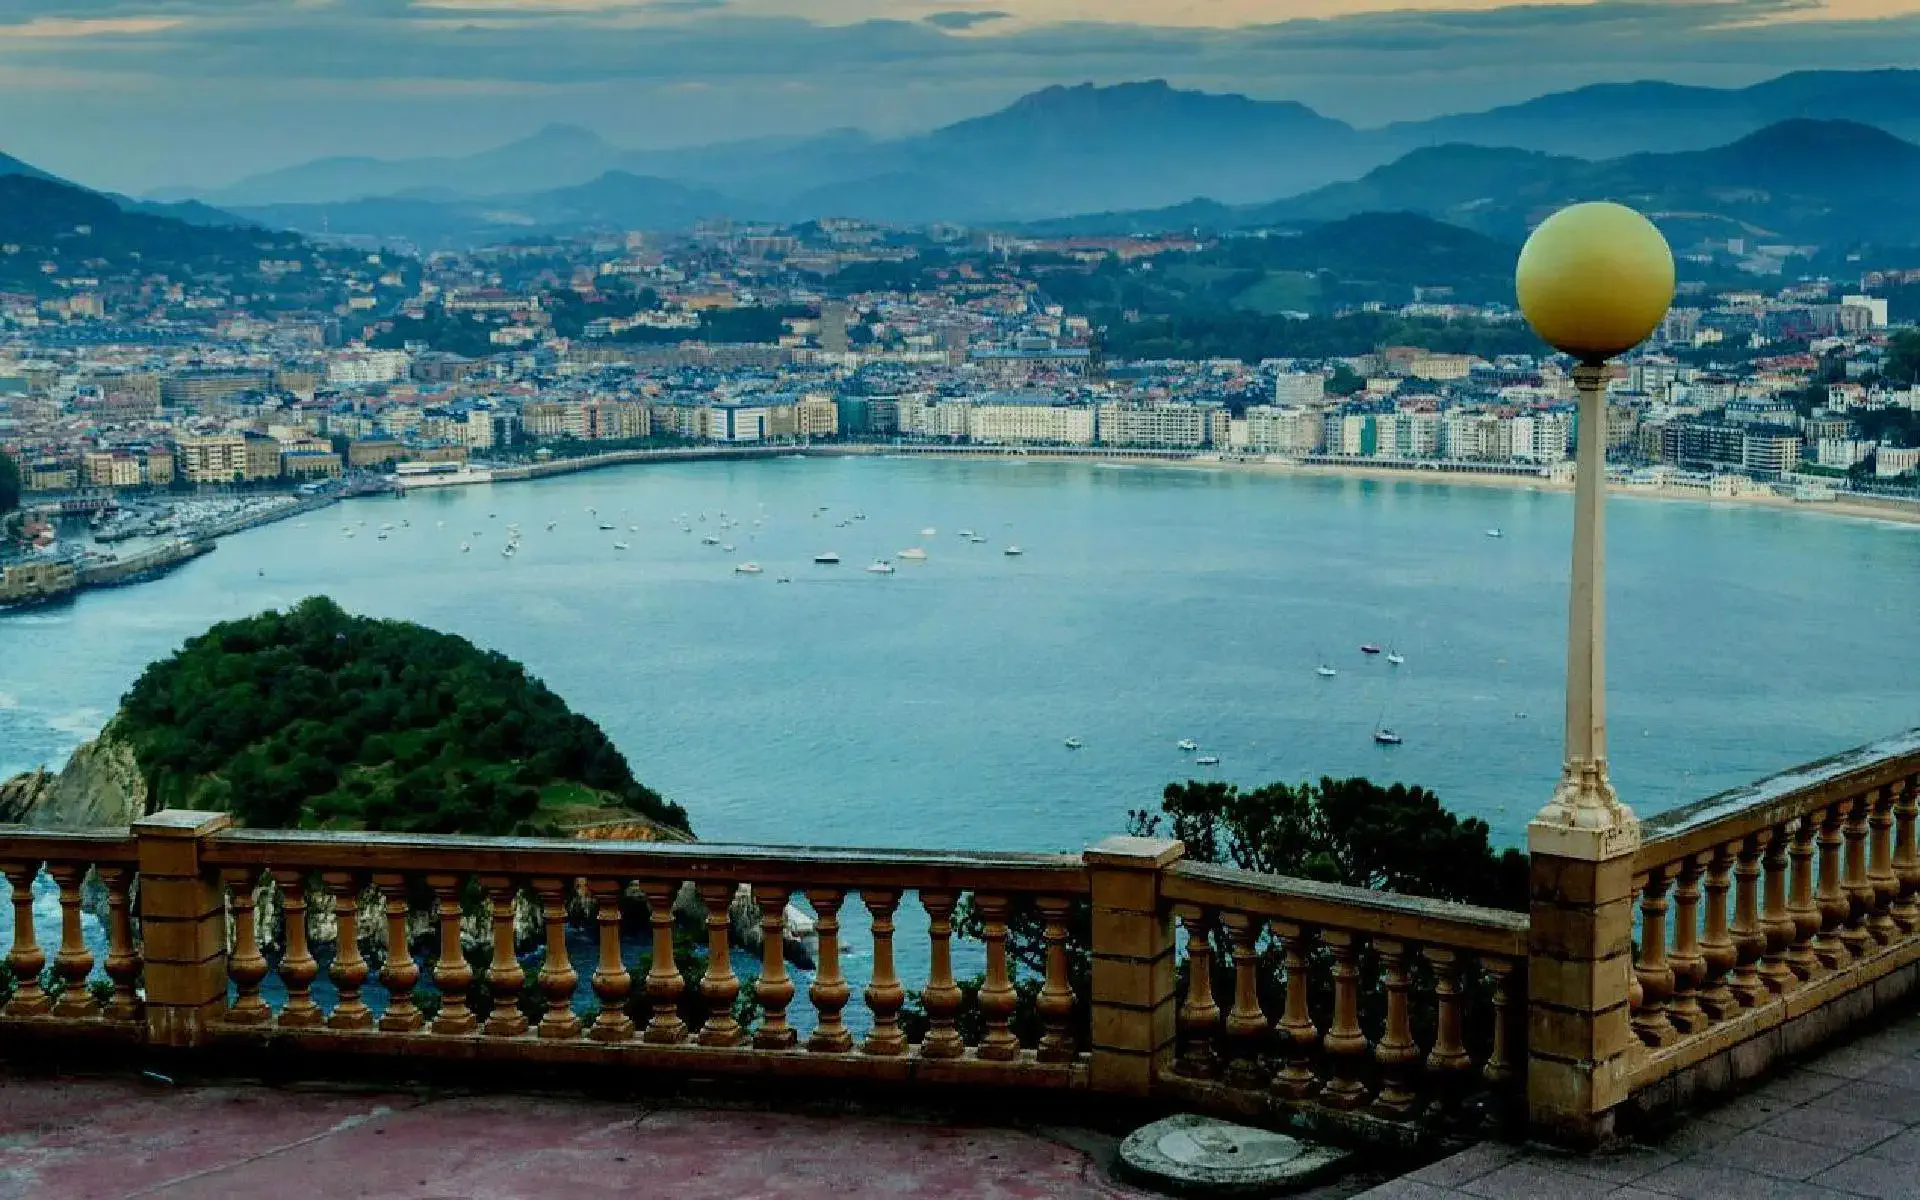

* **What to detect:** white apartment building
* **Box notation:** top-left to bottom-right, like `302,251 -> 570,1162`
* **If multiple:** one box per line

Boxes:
1879,445 -> 1920,478
970,403 -> 1094,446
326,350 -> 411,387
897,396 -> 972,440
1274,372 -> 1325,405
464,409 -> 496,450
1096,402 -> 1206,448
1243,406 -> 1321,455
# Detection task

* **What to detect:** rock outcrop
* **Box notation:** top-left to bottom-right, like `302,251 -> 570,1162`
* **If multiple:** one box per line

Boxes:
0,726 -> 148,828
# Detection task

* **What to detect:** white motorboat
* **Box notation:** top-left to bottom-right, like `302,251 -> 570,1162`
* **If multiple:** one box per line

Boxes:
735,562 -> 764,575
1486,528 -> 1503,538
1386,650 -> 1405,665
1064,738 -> 1083,749
1374,729 -> 1404,746
866,560 -> 896,574
814,552 -> 841,565
969,535 -> 988,544
459,543 -> 470,553
1195,755 -> 1221,766
1003,545 -> 1023,556
702,535 -> 721,545
1177,739 -> 1198,752
898,547 -> 927,561
1316,665 -> 1338,678
958,529 -> 976,539
921,527 -> 937,537
614,542 -> 630,550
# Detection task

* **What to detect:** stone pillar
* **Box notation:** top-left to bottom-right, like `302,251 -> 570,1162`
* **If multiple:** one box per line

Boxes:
1528,820 -> 1639,1149
134,810 -> 233,1048
1086,835 -> 1183,1096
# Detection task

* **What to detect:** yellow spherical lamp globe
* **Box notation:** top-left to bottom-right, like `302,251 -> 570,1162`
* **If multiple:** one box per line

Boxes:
1516,201 -> 1675,364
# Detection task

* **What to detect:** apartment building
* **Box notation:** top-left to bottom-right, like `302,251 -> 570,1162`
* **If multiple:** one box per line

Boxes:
1096,402 -> 1206,449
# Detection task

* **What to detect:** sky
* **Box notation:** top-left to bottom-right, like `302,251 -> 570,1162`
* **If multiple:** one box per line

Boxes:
0,0 -> 1916,194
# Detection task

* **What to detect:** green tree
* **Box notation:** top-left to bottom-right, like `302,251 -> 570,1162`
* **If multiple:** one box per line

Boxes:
0,449 -> 19,516
1326,364 -> 1366,397
1887,330 -> 1920,387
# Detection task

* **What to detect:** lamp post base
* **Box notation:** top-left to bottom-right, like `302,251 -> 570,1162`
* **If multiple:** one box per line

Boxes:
1530,759 -> 1639,860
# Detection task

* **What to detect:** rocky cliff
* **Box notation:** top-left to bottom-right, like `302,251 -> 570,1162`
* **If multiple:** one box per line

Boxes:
0,725 -> 149,828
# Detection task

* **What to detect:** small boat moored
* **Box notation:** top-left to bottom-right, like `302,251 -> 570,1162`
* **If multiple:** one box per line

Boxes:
1316,665 -> 1338,678
1064,737 -> 1083,750
814,552 -> 841,565
735,562 -> 764,575
1485,528 -> 1503,538
1195,755 -> 1221,766
1177,739 -> 1198,752
898,547 -> 927,561
1360,644 -> 1382,655
1374,729 -> 1404,745
866,560 -> 896,574
1003,545 -> 1024,556
1386,650 -> 1405,665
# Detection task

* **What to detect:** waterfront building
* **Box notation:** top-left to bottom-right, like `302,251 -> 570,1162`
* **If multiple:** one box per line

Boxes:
969,400 -> 1094,446
797,394 -> 839,439
281,450 -> 343,480
143,448 -> 174,487
346,438 -> 405,469
1243,406 -> 1322,456
84,451 -> 144,489
1878,445 -> 1920,478
1095,402 -> 1205,449
710,403 -> 769,443
23,459 -> 78,492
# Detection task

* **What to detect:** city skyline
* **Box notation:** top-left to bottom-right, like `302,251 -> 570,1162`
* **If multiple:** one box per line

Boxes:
3,0 -> 1919,193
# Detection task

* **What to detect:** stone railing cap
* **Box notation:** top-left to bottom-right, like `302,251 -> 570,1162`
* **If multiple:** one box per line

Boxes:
1086,835 -> 1185,869
131,809 -> 233,838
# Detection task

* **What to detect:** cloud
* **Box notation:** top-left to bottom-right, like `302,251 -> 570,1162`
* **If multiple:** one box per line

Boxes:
923,9 -> 1010,29
0,0 -> 1914,191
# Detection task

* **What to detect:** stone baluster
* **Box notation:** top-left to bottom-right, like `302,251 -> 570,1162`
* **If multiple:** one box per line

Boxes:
374,873 -> 422,1033
1728,836 -> 1768,1006
1371,939 -> 1420,1116
1894,777 -> 1920,933
1759,825 -> 1796,994
1174,907 -> 1221,1079
2,861 -> 49,1017
1667,857 -> 1708,1031
1035,896 -> 1077,1064
1815,804 -> 1851,970
1787,818 -> 1823,980
323,871 -> 372,1031
97,866 -> 142,1023
1272,922 -> 1318,1100
974,893 -> 1020,1061
1220,912 -> 1268,1087
805,889 -> 852,1053
695,882 -> 742,1046
587,880 -> 634,1043
860,889 -> 907,1056
1319,931 -> 1369,1109
480,876 -> 527,1037
753,884 -> 796,1050
1697,848 -> 1738,1020
1482,956 -> 1518,1089
47,865 -> 97,1020
1423,947 -> 1473,1102
1868,786 -> 1900,945
275,869 -> 322,1028
1631,868 -> 1676,1046
221,868 -> 270,1026
637,881 -> 687,1044
428,874 -> 476,1035
534,876 -> 580,1040
1841,795 -> 1874,959
918,889 -> 964,1060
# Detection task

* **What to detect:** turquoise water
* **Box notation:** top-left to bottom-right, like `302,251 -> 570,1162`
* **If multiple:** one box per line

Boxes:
4,455 -> 1918,852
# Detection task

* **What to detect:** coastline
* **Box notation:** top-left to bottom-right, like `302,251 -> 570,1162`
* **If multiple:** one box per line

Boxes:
828,447 -> 1920,530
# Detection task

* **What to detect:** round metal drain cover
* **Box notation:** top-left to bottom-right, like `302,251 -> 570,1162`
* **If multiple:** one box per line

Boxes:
1118,1114 -> 1350,1196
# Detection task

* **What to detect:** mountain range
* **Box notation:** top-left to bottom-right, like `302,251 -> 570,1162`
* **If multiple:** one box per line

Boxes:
164,68 -> 1920,238
1037,119 -> 1920,248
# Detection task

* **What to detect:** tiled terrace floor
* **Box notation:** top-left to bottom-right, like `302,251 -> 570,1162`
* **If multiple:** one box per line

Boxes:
4,1010 -> 1918,1199
1359,1007 -> 1920,1200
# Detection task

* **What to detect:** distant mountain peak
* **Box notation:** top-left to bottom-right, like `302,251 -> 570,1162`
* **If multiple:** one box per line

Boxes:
1727,116 -> 1911,153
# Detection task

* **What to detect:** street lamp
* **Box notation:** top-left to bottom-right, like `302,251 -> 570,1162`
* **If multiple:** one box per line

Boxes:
1516,201 -> 1674,858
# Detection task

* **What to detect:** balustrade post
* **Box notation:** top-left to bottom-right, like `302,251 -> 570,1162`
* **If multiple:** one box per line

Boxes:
1841,797 -> 1874,960
1667,858 -> 1707,1031
323,872 -> 373,1031
859,888 -> 906,1056
1035,895 -> 1077,1064
695,882 -> 743,1047
975,893 -> 1020,1062
1483,956 -> 1519,1090
221,869 -> 270,1025
1759,825 -> 1795,994
1526,832 -> 1637,1149
1696,849 -> 1737,1020
918,890 -> 964,1060
48,864 -> 97,1020
752,884 -> 796,1051
428,874 -> 476,1035
1319,930 -> 1369,1110
637,881 -> 687,1045
1085,836 -> 1182,1097
1631,868 -> 1676,1046
1371,938 -> 1420,1117
1894,776 -> 1920,933
1272,923 -> 1319,1100
0,861 -> 47,1018
533,877 -> 581,1040
1868,787 -> 1900,945
1787,819 -> 1823,980
1816,804 -> 1852,969
97,866 -> 142,1024
1729,834 -> 1768,1005
374,872 -> 422,1033
588,880 -> 634,1043
804,889 -> 852,1053
1219,911 -> 1268,1088
480,876 -> 528,1037
274,869 -> 322,1028
1173,907 -> 1220,1079
1424,946 -> 1473,1107
132,811 -> 231,1046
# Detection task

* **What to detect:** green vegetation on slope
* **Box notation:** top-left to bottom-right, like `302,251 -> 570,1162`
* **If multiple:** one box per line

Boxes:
115,596 -> 689,837
0,450 -> 19,518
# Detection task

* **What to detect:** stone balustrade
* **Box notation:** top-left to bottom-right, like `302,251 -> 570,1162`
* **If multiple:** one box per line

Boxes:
3,734 -> 1920,1151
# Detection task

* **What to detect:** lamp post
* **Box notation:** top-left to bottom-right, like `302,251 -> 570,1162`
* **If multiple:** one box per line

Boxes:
1516,202 -> 1675,859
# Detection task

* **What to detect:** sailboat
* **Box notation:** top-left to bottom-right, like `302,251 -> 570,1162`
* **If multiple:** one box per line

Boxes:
1315,652 -> 1338,678
1386,647 -> 1405,666
1373,703 -> 1403,745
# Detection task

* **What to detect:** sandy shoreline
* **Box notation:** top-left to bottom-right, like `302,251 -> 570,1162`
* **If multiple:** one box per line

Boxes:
858,449 -> 1920,529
